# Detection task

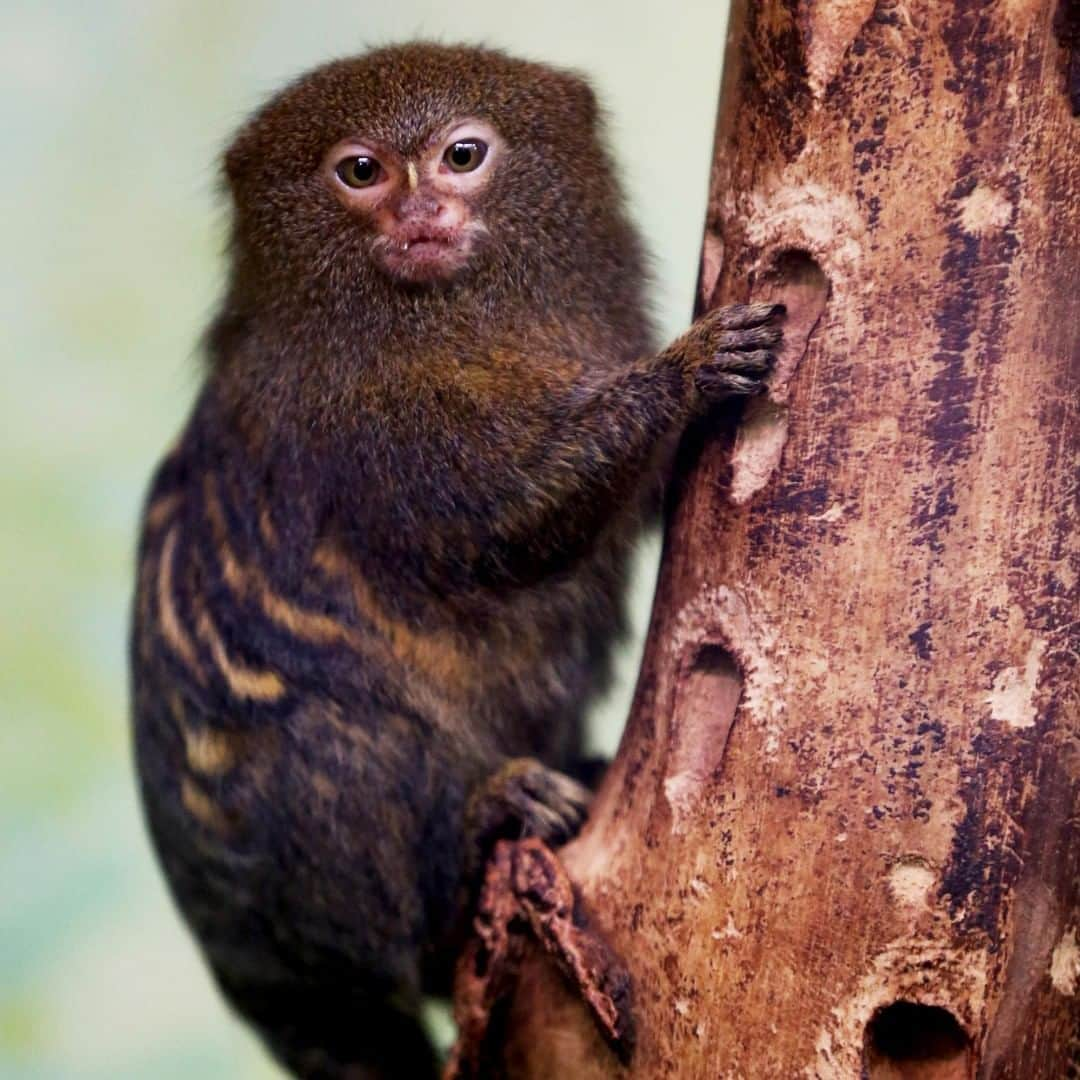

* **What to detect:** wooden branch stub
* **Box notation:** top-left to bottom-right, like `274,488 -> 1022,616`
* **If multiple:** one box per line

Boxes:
444,838 -> 632,1079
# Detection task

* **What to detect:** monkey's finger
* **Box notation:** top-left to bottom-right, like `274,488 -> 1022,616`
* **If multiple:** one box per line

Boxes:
695,370 -> 769,402
520,769 -> 591,817
516,768 -> 591,844
706,348 -> 775,375
714,324 -> 784,352
706,302 -> 786,332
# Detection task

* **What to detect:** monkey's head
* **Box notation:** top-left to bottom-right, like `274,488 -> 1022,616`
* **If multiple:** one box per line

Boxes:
224,43 -> 627,298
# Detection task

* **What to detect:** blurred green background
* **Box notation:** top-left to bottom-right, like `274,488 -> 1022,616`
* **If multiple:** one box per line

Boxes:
0,1 -> 731,1075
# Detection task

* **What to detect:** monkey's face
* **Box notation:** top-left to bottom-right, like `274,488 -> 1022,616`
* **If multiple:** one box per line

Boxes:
224,44 -> 614,305
321,119 -> 502,285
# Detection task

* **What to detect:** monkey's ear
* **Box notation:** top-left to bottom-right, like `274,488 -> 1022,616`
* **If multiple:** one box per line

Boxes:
559,70 -> 599,128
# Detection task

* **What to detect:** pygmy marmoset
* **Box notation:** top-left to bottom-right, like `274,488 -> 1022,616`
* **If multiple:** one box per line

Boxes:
131,42 -> 781,1078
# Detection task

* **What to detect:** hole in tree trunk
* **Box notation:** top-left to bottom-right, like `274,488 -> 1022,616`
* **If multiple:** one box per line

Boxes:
758,249 -> 830,387
864,1001 -> 972,1079
766,247 -> 828,284
757,248 -> 829,371
729,248 -> 829,505
663,644 -> 743,820
690,642 -> 740,679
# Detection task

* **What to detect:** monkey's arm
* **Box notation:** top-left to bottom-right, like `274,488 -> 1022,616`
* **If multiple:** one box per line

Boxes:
493,303 -> 782,566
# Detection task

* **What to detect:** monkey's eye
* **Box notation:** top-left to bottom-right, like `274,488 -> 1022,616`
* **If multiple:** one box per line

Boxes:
335,155 -> 383,188
444,140 -> 488,173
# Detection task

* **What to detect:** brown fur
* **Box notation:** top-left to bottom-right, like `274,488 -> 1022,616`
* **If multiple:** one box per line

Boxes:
130,42 -> 780,1078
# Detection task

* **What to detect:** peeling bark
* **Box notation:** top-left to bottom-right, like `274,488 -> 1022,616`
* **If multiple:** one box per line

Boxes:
456,0 -> 1080,1075
445,839 -> 631,1079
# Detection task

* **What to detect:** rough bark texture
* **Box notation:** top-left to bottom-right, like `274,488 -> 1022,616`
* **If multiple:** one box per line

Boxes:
464,0 -> 1080,1075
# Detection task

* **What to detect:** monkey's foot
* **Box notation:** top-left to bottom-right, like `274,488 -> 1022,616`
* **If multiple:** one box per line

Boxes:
445,838 -> 633,1080
467,757 -> 591,852
688,301 -> 786,403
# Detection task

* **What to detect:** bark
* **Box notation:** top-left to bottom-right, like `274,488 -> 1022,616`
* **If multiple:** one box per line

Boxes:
450,1 -> 1080,1075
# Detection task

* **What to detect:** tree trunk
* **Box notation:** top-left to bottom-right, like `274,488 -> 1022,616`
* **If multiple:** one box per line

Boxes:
452,1 -> 1080,1075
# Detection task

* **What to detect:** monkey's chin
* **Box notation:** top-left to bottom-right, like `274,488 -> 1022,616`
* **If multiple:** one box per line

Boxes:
376,241 -> 473,285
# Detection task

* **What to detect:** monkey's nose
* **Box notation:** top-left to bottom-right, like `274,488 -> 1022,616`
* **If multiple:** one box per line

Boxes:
397,191 -> 444,219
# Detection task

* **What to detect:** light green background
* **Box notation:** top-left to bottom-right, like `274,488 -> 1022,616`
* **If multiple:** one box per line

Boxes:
1,2 -> 731,1076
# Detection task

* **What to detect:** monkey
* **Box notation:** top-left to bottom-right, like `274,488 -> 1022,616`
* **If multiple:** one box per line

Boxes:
130,42 -> 781,1079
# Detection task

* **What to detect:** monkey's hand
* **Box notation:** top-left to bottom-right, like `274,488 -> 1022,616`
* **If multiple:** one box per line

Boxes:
665,301 -> 785,405
465,758 -> 591,870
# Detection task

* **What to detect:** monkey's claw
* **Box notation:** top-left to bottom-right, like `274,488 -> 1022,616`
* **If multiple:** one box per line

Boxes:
468,758 -> 592,854
710,301 -> 786,331
695,367 -> 770,400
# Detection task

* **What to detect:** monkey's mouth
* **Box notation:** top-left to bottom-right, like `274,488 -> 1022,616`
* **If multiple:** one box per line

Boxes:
398,236 -> 456,261
373,224 -> 485,283
397,230 -> 453,253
